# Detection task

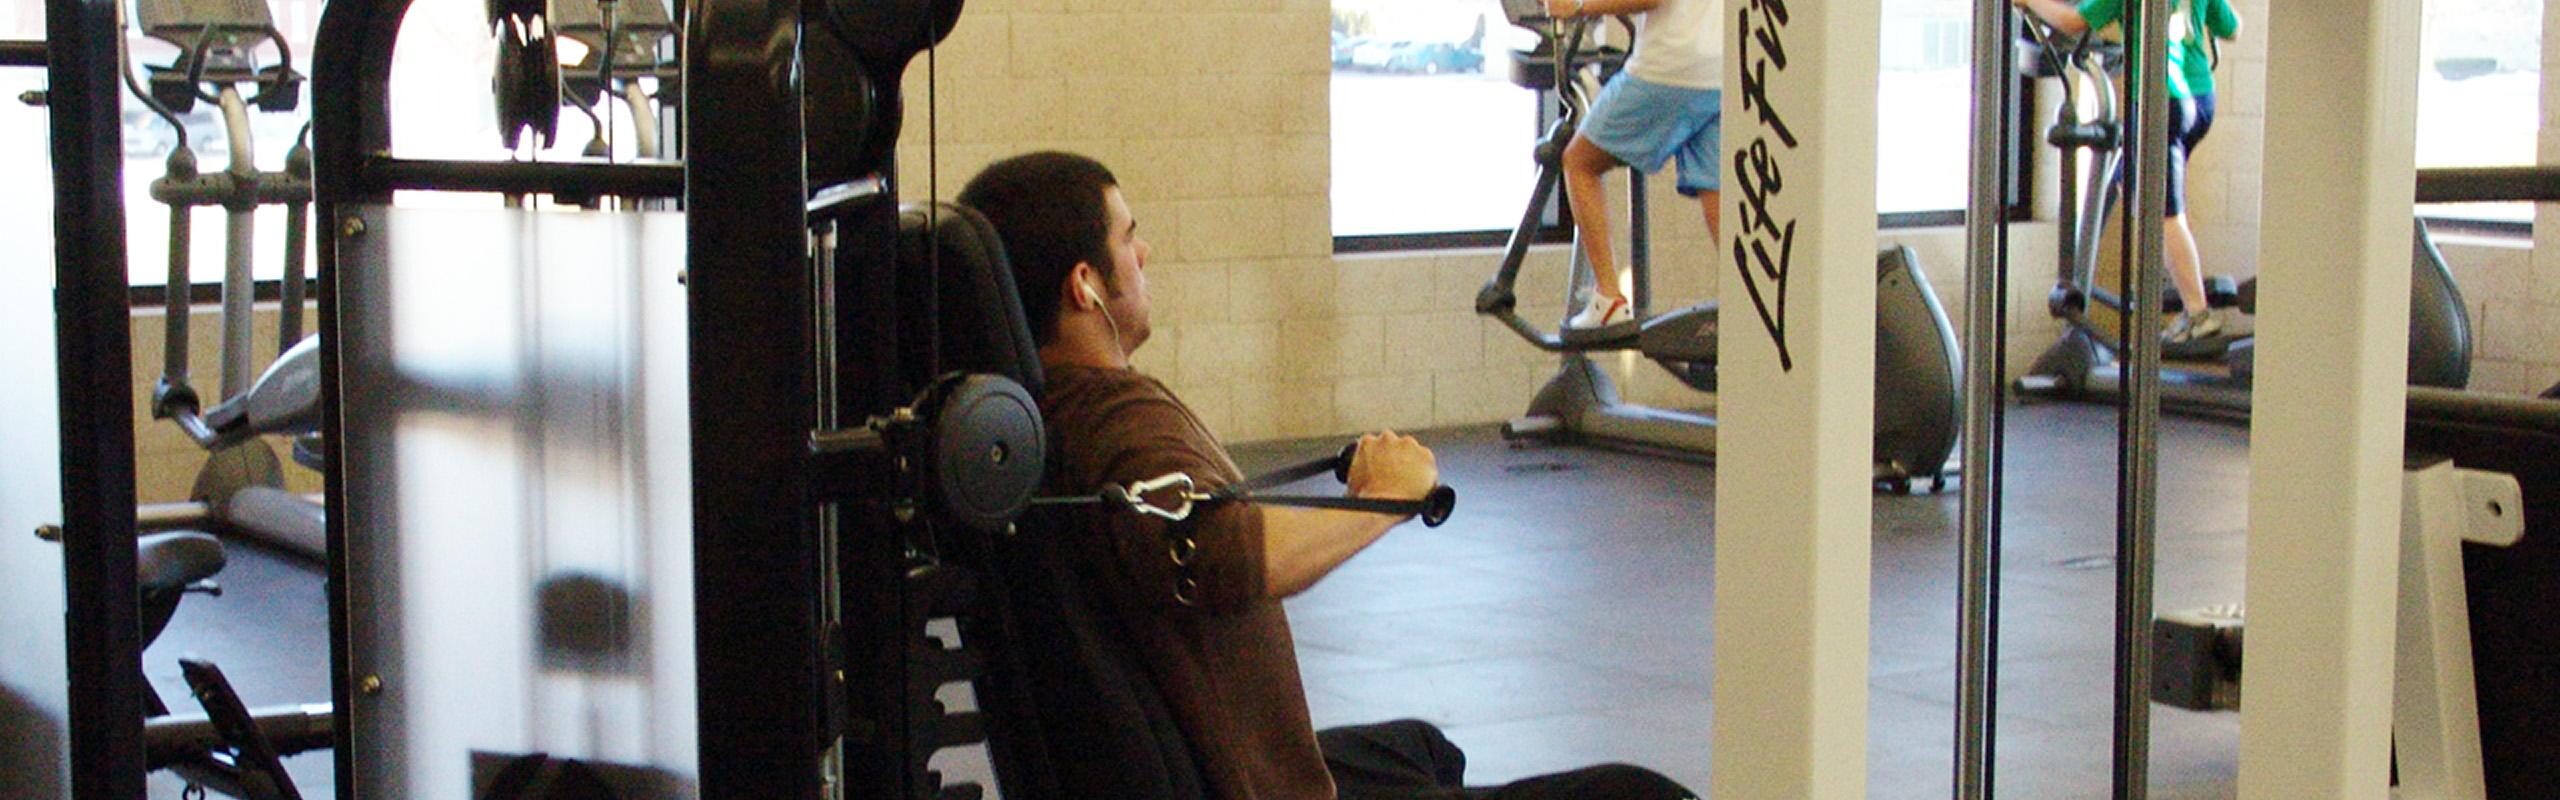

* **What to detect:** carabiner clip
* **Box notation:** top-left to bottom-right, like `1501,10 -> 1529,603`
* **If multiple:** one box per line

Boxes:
1116,472 -> 1201,522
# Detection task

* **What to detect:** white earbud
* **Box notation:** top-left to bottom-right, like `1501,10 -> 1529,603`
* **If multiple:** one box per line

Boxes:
1083,278 -> 1124,349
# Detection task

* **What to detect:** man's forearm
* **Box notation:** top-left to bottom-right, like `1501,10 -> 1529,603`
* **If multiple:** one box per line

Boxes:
1261,507 -> 1402,599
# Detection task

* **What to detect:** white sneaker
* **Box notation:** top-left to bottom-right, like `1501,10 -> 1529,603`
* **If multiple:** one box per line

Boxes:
1568,296 -> 1628,330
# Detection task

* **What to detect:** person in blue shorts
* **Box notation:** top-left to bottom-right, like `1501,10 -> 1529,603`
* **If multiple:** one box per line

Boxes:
2016,0 -> 2242,350
1550,0 -> 1723,330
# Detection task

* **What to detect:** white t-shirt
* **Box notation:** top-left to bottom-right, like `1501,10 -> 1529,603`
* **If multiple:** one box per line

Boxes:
1626,0 -> 1724,90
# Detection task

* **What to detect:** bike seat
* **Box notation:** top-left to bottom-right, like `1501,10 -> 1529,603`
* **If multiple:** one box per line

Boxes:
138,531 -> 225,598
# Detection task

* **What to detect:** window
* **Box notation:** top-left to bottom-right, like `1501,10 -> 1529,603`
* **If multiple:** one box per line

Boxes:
1878,1 -> 1986,217
2418,0 -> 2542,227
1,0 -> 48,284
1331,0 -> 2025,247
1330,0 -> 1538,244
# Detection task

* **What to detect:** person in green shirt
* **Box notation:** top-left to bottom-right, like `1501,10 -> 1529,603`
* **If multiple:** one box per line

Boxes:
2015,0 -> 2243,350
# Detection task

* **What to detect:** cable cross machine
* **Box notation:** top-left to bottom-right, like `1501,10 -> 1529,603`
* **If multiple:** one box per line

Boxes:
308,0 -> 1259,795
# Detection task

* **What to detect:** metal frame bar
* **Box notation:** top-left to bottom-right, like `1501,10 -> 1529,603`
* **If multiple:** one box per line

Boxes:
1953,0 -> 2011,795
310,0 -> 401,788
2392,460 -> 2517,800
2,40 -> 43,67
50,0 -> 148,796
682,1 -> 830,796
360,157 -> 686,198
2415,166 -> 2560,204
2109,0 -> 2171,794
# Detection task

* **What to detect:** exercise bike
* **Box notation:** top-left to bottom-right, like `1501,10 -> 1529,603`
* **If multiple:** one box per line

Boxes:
1473,1 -> 1965,492
2009,20 -> 2475,419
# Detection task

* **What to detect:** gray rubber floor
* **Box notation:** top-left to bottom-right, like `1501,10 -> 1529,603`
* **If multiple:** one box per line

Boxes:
1259,402 -> 2250,799
145,400 -> 2253,798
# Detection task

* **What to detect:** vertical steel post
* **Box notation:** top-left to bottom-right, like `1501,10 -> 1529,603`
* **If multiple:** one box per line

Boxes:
1953,0 -> 2012,796
312,0 -> 412,788
2112,0 -> 2171,794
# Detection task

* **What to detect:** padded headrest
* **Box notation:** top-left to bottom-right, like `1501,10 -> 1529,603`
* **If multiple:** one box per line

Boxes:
899,202 -> 1044,397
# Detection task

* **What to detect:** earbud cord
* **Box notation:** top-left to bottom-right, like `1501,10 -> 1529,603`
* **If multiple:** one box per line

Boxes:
1093,285 -> 1125,355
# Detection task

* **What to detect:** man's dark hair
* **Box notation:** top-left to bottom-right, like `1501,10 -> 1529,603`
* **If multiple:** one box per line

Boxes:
956,151 -> 1119,346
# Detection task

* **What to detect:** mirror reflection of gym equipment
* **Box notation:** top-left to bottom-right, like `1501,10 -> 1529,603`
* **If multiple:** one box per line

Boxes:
12,0 -> 2560,797
2009,17 -> 2479,420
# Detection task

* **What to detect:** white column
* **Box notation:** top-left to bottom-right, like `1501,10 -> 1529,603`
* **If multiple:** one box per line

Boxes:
1711,0 -> 1878,794
2238,0 -> 2419,795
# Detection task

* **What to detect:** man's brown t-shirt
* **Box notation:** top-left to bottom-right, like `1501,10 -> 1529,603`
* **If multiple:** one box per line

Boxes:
1040,364 -> 1335,800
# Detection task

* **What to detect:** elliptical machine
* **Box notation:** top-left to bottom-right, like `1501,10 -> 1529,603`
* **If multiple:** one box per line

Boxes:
95,0 -> 338,794
127,0 -> 328,559
2011,19 -> 2475,418
1473,0 -> 1965,491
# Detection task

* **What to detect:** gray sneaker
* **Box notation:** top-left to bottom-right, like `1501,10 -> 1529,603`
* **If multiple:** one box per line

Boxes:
2165,309 -> 2223,342
2162,309 -> 2227,358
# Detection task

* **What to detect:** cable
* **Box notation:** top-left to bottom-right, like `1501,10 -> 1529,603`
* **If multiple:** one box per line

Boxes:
1095,290 -> 1124,352
600,0 -> 618,161
928,0 -> 942,283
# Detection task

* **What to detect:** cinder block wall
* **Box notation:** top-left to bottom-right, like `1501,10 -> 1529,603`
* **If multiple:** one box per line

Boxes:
2501,0 -> 2560,394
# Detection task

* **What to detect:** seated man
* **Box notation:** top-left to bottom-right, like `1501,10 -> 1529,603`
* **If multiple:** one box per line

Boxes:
959,151 -> 1697,800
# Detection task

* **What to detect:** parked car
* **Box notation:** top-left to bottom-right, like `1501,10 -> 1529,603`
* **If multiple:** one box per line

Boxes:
122,105 -> 221,160
1384,41 -> 1483,75
1345,38 -> 1403,71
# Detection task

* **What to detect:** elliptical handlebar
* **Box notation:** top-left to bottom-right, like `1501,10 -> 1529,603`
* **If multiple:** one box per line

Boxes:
2015,14 -> 2129,138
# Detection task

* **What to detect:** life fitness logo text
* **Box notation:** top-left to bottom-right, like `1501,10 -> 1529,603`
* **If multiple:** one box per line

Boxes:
1732,0 -> 1794,372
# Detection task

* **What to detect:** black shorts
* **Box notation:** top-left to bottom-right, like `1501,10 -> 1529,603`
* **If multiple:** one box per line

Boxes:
2163,93 -> 2216,217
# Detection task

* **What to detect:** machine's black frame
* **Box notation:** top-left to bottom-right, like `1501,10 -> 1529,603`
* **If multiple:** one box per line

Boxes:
44,1 -> 151,796
39,0 -> 2560,792
307,0 -> 994,795
307,0 -> 849,794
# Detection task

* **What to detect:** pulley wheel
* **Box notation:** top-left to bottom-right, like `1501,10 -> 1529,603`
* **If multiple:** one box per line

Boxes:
928,374 -> 1045,534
